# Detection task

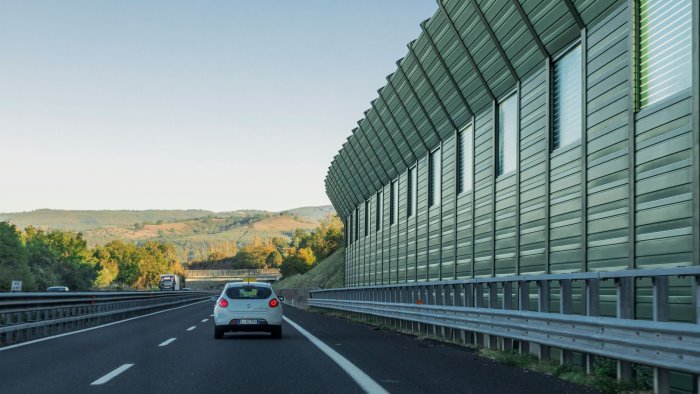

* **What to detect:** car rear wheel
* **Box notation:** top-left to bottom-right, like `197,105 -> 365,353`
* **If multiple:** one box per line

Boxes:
214,326 -> 224,339
270,325 -> 282,339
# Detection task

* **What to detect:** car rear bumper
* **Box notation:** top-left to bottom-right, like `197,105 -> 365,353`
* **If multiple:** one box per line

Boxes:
213,308 -> 283,326
216,323 -> 279,333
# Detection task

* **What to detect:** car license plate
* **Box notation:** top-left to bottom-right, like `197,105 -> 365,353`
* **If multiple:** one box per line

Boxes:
238,319 -> 258,325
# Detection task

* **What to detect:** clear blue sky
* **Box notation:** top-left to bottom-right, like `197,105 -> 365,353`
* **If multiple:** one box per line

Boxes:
0,0 -> 436,213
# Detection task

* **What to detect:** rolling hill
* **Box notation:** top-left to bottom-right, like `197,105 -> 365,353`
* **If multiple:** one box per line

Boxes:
0,205 -> 335,262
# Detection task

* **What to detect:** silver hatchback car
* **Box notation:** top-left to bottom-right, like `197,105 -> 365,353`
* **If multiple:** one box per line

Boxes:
213,282 -> 284,339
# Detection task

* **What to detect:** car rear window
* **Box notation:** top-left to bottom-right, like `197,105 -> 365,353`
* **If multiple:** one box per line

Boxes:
226,286 -> 272,299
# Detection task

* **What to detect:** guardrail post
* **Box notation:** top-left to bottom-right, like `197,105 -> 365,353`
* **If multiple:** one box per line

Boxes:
488,283 -> 498,349
463,283 -> 474,345
560,279 -> 573,365
537,280 -> 550,360
503,282 -> 512,310
394,287 -> 401,327
695,275 -> 700,325
474,283 -> 484,346
455,284 -> 463,307
475,283 -> 484,307
584,278 -> 600,373
399,287 -> 405,331
466,283 -> 474,307
439,285 -> 448,338
652,276 -> 670,394
518,281 -> 530,354
502,281 -> 513,350
616,277 -> 634,381
695,275 -> 700,394
425,285 -> 433,335
413,286 -> 425,335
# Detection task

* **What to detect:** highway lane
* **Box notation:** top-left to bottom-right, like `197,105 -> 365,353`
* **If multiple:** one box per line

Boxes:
0,301 -> 596,393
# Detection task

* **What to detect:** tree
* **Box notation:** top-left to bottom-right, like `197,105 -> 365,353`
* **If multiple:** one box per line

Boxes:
0,222 -> 34,291
296,247 -> 316,265
23,226 -> 99,291
265,250 -> 283,268
134,241 -> 180,288
279,247 -> 316,277
93,240 -> 137,287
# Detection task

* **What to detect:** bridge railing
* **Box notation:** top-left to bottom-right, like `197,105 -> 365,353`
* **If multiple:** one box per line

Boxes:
310,267 -> 700,392
0,291 -> 212,347
183,268 -> 281,278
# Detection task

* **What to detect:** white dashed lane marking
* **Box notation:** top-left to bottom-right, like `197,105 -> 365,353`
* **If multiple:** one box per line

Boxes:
201,319 -> 208,323
91,364 -> 134,385
186,326 -> 196,331
159,338 -> 176,347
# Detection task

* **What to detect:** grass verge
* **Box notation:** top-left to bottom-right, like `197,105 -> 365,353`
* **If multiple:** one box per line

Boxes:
273,247 -> 344,290
309,307 -> 653,394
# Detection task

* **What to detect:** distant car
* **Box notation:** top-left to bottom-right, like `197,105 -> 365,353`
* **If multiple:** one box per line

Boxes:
47,286 -> 69,292
213,282 -> 284,339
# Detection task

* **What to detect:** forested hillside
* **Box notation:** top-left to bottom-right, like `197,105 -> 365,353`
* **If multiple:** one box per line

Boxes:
0,206 -> 334,262
0,213 -> 344,291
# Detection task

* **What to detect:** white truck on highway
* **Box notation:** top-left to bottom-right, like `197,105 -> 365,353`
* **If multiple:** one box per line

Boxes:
159,274 -> 184,291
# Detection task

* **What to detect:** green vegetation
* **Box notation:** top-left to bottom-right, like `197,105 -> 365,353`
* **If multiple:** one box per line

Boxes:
0,221 -> 183,291
0,222 -> 34,290
476,350 -> 651,393
273,247 -> 344,290
185,215 -> 344,276
0,208 -> 343,291
0,206 -> 332,263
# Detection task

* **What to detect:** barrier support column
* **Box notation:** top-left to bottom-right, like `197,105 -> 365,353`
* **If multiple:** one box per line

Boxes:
652,276 -> 670,394
537,280 -> 550,360
616,277 -> 634,382
560,279 -> 573,365
488,283 -> 498,349
584,278 -> 600,373
502,282 -> 513,350
518,281 -> 530,354
474,283 -> 484,346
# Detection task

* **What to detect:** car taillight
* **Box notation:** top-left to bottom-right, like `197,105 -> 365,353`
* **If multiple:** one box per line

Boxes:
218,298 -> 228,308
269,298 -> 279,308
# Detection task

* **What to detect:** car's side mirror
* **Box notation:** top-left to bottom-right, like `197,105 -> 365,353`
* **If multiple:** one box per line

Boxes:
278,296 -> 285,301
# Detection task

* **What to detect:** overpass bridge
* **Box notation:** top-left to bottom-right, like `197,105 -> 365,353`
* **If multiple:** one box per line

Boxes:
183,269 -> 282,290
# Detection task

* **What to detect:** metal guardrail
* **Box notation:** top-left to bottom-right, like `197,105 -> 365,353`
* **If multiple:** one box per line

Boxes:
310,267 -> 700,391
0,291 -> 212,347
183,268 -> 281,278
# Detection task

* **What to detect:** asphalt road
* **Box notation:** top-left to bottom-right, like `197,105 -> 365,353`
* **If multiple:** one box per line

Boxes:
0,300 -> 596,393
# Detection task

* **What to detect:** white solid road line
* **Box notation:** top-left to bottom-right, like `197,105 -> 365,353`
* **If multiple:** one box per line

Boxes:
0,300 -> 210,352
91,364 -> 134,385
186,326 -> 196,331
201,318 -> 208,323
283,316 -> 389,394
158,338 -> 177,347
210,314 -> 213,317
